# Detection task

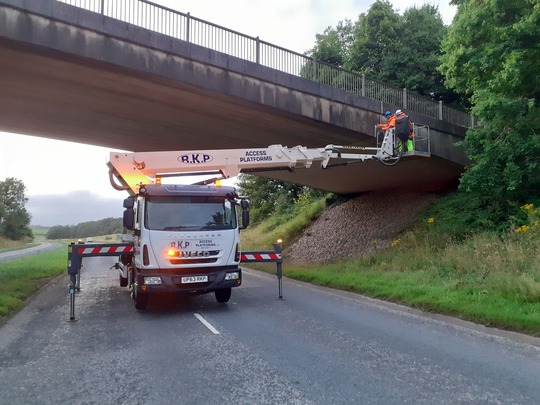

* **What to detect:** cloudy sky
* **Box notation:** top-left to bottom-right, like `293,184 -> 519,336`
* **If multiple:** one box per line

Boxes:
1,0 -> 457,226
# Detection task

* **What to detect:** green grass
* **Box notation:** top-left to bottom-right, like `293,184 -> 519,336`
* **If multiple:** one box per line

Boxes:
30,226 -> 50,242
0,227 -> 50,252
285,256 -> 540,337
0,237 -> 38,253
241,200 -> 540,337
0,246 -> 66,320
241,196 -> 329,249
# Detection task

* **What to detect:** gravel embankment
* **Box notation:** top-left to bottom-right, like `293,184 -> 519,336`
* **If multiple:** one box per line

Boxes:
285,191 -> 438,263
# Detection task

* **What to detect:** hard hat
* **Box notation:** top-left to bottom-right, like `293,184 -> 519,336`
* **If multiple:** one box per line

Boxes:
384,111 -> 391,117
395,109 -> 402,115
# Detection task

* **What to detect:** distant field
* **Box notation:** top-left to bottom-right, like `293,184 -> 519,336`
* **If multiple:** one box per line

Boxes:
31,226 -> 50,242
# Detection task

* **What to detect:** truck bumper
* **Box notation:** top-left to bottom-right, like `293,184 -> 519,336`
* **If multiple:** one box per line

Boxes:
135,266 -> 241,294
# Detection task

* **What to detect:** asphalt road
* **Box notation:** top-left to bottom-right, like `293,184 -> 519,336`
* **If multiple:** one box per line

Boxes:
0,242 -> 63,262
0,255 -> 539,404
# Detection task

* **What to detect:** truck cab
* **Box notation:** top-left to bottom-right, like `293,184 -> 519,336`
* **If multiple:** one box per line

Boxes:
121,183 -> 249,309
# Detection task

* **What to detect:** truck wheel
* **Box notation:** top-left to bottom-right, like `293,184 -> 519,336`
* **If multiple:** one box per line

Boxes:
134,290 -> 148,310
132,269 -> 148,309
215,288 -> 231,303
119,274 -> 128,287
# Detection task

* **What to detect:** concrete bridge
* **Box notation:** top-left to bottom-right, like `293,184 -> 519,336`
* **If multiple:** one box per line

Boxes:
0,0 -> 468,194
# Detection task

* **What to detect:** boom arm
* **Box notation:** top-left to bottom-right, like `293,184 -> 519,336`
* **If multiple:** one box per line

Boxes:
108,142 -> 394,195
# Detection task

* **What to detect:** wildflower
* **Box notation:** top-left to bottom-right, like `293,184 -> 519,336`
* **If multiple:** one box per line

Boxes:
427,217 -> 435,224
514,225 -> 529,233
522,204 -> 538,215
391,239 -> 400,247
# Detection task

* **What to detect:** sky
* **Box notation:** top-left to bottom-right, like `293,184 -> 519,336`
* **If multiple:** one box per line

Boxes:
1,0 -> 457,226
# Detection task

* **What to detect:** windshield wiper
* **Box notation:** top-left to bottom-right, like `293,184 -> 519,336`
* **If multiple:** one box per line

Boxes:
161,226 -> 193,231
201,225 -> 233,230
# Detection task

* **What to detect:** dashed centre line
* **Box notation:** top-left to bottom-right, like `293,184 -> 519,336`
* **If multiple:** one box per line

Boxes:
194,313 -> 220,335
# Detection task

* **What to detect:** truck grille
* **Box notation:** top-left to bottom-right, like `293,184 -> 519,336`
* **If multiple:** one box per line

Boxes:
169,258 -> 218,265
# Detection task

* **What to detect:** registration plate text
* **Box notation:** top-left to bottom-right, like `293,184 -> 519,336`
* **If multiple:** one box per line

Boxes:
181,275 -> 208,284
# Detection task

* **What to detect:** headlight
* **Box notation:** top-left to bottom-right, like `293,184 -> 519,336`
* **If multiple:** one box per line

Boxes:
225,272 -> 239,280
144,276 -> 162,285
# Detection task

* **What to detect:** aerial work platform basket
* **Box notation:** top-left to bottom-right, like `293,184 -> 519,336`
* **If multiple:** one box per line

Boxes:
375,123 -> 431,159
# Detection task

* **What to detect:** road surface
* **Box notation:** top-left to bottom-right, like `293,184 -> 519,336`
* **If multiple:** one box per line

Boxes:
0,242 -> 63,262
0,255 -> 539,404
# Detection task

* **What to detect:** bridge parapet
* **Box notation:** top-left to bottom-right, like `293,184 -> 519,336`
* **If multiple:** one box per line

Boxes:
50,0 -> 472,128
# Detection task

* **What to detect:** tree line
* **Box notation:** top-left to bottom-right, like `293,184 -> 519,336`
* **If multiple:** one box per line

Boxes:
46,217 -> 123,240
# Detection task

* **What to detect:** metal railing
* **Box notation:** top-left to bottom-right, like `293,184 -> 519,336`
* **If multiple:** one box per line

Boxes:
57,0 -> 473,127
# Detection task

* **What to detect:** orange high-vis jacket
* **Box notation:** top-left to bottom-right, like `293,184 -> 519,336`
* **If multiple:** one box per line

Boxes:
378,115 -> 396,131
395,112 -> 414,136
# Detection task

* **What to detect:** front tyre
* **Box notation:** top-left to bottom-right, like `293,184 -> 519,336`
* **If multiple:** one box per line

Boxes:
132,268 -> 148,310
215,288 -> 231,303
134,289 -> 148,310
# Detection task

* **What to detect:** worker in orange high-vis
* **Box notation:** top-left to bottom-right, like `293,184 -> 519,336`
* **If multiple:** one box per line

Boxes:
376,111 -> 396,145
378,111 -> 396,131
394,109 -> 414,152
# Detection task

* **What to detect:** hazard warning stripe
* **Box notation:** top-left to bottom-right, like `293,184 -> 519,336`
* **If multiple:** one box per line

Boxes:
240,253 -> 281,261
77,245 -> 133,255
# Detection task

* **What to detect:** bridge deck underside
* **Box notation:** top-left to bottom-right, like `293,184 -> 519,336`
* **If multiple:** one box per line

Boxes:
0,40 -> 462,194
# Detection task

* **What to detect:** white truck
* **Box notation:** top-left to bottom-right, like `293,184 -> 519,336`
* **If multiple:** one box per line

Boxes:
67,132 -> 428,315
107,142 -> 406,309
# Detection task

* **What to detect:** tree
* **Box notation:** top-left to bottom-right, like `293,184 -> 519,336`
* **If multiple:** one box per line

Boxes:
236,174 -> 322,223
346,0 -> 401,79
300,20 -> 355,87
0,178 -> 33,240
439,0 -> 540,223
309,20 -> 355,67
307,1 -> 454,100
393,5 -> 448,98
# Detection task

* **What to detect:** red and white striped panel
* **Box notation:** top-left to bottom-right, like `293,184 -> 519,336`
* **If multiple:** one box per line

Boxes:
77,245 -> 134,255
240,252 -> 281,261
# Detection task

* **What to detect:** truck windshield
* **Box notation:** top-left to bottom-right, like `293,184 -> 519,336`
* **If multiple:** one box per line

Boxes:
145,197 -> 236,231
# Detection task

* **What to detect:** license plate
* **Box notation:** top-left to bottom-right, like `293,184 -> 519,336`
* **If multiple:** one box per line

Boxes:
181,275 -> 208,284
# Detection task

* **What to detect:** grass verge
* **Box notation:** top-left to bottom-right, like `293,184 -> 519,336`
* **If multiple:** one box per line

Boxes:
0,246 -> 66,320
0,237 -> 38,253
241,200 -> 540,337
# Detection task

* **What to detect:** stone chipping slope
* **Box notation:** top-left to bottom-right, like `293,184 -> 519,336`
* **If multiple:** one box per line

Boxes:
285,191 -> 438,263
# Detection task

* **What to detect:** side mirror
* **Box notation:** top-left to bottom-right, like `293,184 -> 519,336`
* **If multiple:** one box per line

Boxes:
123,196 -> 135,209
123,209 -> 134,230
241,210 -> 250,229
239,199 -> 249,229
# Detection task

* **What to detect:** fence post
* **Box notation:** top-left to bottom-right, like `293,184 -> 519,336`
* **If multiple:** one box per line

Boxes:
186,12 -> 190,43
439,100 -> 443,120
100,0 -> 104,14
312,58 -> 317,81
361,74 -> 365,97
256,36 -> 260,64
403,88 -> 407,109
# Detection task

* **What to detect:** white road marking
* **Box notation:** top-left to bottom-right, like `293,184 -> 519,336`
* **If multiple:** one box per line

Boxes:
194,313 -> 220,335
